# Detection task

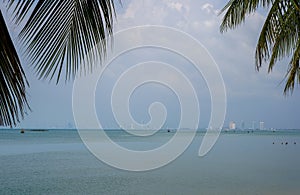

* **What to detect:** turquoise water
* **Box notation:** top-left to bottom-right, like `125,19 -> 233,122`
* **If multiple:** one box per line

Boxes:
0,129 -> 300,194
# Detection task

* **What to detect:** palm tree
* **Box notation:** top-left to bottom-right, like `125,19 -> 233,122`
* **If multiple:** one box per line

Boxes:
220,0 -> 300,94
0,0 -> 115,127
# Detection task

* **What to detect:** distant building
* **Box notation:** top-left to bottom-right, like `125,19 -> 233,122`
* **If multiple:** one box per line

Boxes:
241,120 -> 245,130
259,122 -> 265,130
252,121 -> 257,130
229,121 -> 236,130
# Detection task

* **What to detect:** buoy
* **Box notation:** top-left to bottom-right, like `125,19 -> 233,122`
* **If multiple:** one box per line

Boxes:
20,129 -> 25,134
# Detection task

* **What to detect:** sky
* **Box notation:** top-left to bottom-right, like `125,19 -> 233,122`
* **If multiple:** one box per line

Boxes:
1,0 -> 300,129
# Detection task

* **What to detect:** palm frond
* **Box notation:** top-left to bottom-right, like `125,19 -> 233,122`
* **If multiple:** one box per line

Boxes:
255,0 -> 281,69
220,0 -> 273,33
4,0 -> 36,24
255,0 -> 297,70
291,0 -> 300,11
284,33 -> 300,94
221,0 -> 300,94
0,10 -> 29,126
267,1 -> 299,72
7,0 -> 115,83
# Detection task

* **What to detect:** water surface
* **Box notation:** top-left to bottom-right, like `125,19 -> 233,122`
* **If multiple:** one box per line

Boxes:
0,129 -> 299,194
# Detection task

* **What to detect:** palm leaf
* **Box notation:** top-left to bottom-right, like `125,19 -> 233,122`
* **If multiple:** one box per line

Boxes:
284,26 -> 300,94
0,0 -> 115,126
221,0 -> 300,94
255,0 -> 282,69
0,10 -> 29,126
267,1 -> 299,71
220,0 -> 273,33
7,0 -> 115,83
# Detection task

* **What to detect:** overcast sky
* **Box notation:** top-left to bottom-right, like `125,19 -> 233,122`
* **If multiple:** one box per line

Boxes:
2,0 -> 300,129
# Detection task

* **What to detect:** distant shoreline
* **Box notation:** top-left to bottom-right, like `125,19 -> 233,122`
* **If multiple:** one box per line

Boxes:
1,128 -> 300,134
27,129 -> 49,132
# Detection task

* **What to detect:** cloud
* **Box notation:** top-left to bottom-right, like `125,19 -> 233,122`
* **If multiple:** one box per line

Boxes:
167,2 -> 184,12
201,3 -> 218,14
113,0 -> 278,97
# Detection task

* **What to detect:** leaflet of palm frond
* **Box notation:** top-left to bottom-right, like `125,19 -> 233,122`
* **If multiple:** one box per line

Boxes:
5,0 -> 36,24
284,36 -> 300,94
7,0 -> 115,83
0,11 -> 29,127
255,0 -> 296,70
268,5 -> 299,72
220,0 -> 273,33
255,0 -> 282,69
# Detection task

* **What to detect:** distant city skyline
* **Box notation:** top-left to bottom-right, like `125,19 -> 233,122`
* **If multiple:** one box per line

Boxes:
226,120 -> 268,130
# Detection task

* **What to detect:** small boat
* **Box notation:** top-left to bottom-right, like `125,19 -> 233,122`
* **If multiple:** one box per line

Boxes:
20,129 -> 25,134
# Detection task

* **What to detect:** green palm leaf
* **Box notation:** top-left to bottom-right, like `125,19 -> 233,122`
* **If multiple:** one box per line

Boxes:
220,0 -> 300,94
0,0 -> 115,126
220,0 -> 273,33
255,0 -> 283,69
0,10 -> 29,126
284,35 -> 300,93
8,0 -> 115,83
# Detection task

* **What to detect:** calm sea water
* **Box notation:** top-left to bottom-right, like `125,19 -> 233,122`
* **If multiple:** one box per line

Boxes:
0,129 -> 300,195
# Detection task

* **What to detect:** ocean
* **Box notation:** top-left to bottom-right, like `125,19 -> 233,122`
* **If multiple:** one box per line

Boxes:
0,129 -> 300,194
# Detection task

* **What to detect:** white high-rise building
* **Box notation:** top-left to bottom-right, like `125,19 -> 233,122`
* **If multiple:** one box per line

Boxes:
259,122 -> 265,130
229,121 -> 236,130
